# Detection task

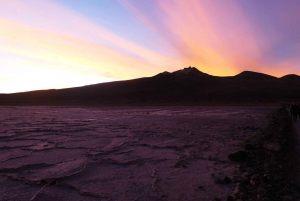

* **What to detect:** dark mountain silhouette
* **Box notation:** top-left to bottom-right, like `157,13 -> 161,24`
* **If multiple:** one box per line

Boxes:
234,71 -> 277,80
280,74 -> 300,82
1,67 -> 300,105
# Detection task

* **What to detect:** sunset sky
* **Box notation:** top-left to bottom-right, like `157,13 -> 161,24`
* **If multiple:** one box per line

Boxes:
1,0 -> 300,93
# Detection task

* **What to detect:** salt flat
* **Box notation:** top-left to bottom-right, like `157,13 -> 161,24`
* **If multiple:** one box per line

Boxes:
0,106 -> 274,201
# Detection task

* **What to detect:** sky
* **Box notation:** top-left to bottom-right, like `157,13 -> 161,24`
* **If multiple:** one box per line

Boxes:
1,0 -> 300,93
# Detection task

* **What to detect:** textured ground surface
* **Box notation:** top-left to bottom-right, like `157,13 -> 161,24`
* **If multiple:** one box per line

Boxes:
0,106 -> 274,201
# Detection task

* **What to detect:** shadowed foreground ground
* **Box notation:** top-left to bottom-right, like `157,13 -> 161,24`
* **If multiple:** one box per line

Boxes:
226,107 -> 300,201
0,106 -> 274,201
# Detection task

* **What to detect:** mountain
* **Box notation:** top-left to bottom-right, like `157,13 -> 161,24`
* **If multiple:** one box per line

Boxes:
234,71 -> 277,80
0,67 -> 300,105
280,74 -> 300,82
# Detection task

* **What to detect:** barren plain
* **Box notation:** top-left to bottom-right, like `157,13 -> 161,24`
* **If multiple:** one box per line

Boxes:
0,106 -> 275,201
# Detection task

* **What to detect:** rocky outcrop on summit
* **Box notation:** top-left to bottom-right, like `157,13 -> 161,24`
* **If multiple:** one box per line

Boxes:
173,66 -> 210,76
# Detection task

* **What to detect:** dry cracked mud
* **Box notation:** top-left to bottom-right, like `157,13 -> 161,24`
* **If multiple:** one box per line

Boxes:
0,106 -> 275,201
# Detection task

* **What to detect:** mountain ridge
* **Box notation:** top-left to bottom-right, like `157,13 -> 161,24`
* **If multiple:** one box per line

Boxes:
0,67 -> 300,105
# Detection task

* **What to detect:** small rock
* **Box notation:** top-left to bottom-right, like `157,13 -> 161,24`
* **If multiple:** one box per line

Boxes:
214,178 -> 223,184
223,176 -> 232,184
263,174 -> 269,183
250,174 -> 260,186
245,144 -> 255,150
228,151 -> 248,162
239,192 -> 246,199
264,142 -> 281,152
215,176 -> 232,184
257,187 -> 267,199
226,195 -> 234,201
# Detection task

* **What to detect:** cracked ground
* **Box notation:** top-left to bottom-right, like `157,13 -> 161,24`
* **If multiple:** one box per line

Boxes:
0,106 -> 274,201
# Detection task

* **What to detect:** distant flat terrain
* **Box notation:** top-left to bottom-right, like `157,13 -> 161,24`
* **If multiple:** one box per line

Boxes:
0,106 -> 274,200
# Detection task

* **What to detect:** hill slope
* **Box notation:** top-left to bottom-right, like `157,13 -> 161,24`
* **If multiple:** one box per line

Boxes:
0,67 -> 299,105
